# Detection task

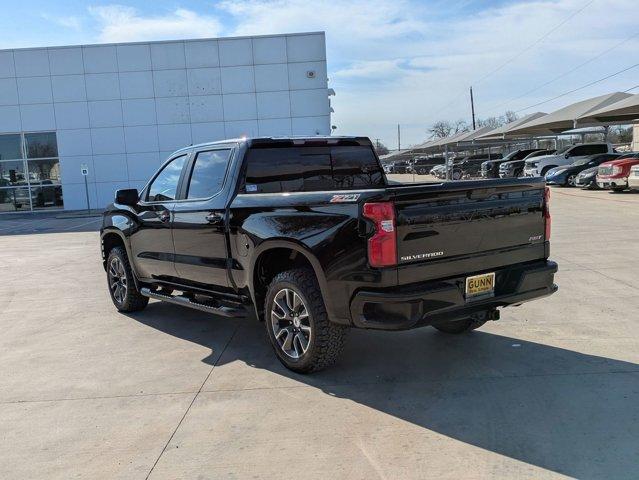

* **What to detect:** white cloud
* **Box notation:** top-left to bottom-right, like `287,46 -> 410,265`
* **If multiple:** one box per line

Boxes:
88,5 -> 223,43
41,14 -> 83,31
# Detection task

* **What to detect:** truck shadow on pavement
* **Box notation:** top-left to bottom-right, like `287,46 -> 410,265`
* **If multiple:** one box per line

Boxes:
130,303 -> 639,480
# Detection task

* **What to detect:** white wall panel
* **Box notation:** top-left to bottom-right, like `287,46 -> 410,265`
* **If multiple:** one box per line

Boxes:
153,69 -> 188,97
93,154 -> 128,182
223,93 -> 257,121
151,42 -> 186,70
288,61 -> 327,90
155,97 -> 190,124
257,91 -> 291,119
187,68 -> 222,96
122,98 -> 156,126
286,34 -> 325,62
83,46 -> 118,74
85,73 -> 120,101
60,181 -> 98,210
91,127 -> 126,155
14,49 -> 49,77
17,77 -> 52,104
119,71 -> 154,99
55,102 -> 90,130
0,78 -> 18,105
253,36 -> 287,65
290,89 -> 329,117
57,129 -> 93,156
224,120 -> 258,138
157,123 -> 191,151
96,181 -> 130,207
88,100 -> 123,128
221,66 -> 255,94
219,39 -> 253,67
48,48 -> 84,75
127,152 -> 161,181
189,95 -> 224,123
51,75 -> 86,102
59,155 -> 95,183
292,115 -> 330,135
254,64 -> 289,92
185,40 -> 219,68
0,106 -> 20,131
191,122 -> 226,144
0,51 -> 15,78
258,118 -> 292,136
20,104 -> 56,131
116,44 -> 152,72
124,125 -> 159,153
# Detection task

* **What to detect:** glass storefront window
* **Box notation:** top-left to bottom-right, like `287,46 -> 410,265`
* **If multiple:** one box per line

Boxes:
25,132 -> 58,158
0,132 -> 62,212
0,134 -> 22,161
0,187 -> 32,212
0,160 -> 28,187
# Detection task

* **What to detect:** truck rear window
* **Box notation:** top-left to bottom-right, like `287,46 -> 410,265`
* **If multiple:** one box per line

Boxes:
243,146 -> 384,193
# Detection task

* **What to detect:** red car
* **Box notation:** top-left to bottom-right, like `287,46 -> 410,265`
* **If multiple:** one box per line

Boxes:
596,153 -> 639,192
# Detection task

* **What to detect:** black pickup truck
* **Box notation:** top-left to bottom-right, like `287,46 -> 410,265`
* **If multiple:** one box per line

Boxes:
101,136 -> 557,372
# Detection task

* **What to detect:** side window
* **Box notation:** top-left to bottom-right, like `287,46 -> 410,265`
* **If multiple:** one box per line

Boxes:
244,147 -> 333,193
331,146 -> 385,189
568,146 -> 586,157
186,149 -> 232,199
147,154 -> 187,202
589,144 -> 608,154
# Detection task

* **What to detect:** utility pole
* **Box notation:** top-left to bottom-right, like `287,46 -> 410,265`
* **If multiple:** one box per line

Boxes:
470,86 -> 476,130
397,124 -> 401,151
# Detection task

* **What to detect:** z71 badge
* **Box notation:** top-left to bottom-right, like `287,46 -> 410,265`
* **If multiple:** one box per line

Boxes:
330,193 -> 360,203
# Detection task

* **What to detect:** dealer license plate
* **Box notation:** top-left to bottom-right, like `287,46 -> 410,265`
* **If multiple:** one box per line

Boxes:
465,272 -> 495,299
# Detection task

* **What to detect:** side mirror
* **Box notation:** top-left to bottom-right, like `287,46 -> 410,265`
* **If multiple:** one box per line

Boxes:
115,188 -> 139,207
565,153 -> 570,159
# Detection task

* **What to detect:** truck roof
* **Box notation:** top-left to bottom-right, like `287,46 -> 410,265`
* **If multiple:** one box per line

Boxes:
173,136 -> 374,155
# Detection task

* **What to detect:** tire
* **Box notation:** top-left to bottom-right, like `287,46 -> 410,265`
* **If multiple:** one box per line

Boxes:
540,166 -> 554,177
452,170 -> 462,180
106,246 -> 149,312
611,187 -> 625,193
433,317 -> 486,334
566,174 -> 577,187
514,168 -> 523,178
265,269 -> 347,373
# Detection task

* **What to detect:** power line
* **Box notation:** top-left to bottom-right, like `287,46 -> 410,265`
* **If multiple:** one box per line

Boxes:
427,0 -> 596,121
514,62 -> 639,113
484,30 -> 639,115
474,0 -> 597,86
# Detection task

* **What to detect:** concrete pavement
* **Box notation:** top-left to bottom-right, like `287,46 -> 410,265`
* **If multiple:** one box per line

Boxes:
1,187 -> 638,479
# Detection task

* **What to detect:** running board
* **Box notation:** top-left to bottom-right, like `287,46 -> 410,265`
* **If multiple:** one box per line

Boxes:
140,288 -> 246,318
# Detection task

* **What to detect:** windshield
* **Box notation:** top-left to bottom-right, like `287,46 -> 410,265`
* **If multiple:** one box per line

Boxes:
555,145 -> 571,155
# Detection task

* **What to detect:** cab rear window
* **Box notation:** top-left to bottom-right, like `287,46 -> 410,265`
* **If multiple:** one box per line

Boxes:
243,146 -> 384,193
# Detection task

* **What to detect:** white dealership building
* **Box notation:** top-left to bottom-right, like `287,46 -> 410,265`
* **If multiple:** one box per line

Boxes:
0,32 -> 332,212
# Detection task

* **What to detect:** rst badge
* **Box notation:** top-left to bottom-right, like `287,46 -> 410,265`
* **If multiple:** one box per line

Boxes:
330,193 -> 360,203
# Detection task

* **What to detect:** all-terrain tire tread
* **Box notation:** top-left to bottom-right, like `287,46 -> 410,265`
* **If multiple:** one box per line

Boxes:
266,269 -> 347,373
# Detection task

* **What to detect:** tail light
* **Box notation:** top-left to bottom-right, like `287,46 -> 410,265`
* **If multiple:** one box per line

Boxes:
543,186 -> 551,240
362,202 -> 397,267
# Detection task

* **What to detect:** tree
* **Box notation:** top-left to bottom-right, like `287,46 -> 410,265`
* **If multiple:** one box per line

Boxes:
428,119 -> 469,139
373,140 -> 389,155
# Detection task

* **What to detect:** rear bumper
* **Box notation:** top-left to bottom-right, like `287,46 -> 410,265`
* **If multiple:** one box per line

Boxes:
350,260 -> 558,330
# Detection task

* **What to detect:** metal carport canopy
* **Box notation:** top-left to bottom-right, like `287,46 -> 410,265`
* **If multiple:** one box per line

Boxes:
576,93 -> 639,125
505,92 -> 633,136
475,112 -> 548,139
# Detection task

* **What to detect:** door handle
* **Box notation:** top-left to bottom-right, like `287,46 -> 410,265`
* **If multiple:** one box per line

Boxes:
206,213 -> 224,225
158,210 -> 170,222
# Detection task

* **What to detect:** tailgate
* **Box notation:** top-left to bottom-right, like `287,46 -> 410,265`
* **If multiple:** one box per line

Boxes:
390,178 -> 547,282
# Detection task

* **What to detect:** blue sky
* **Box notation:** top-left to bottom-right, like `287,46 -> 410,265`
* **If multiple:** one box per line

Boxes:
0,0 -> 637,147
